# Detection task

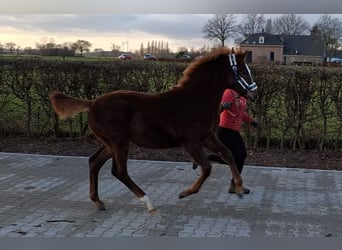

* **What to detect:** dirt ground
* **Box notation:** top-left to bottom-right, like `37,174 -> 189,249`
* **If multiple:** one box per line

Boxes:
0,136 -> 341,171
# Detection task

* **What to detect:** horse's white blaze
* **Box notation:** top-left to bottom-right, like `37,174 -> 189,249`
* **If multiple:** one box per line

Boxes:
139,195 -> 155,211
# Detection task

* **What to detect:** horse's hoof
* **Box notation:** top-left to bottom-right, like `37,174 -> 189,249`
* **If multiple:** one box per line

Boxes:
178,191 -> 187,199
149,208 -> 159,215
96,203 -> 107,211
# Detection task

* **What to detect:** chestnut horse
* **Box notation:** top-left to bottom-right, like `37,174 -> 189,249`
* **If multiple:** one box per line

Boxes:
50,47 -> 257,213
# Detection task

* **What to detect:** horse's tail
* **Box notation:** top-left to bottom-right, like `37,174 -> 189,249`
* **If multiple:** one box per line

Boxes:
49,91 -> 93,119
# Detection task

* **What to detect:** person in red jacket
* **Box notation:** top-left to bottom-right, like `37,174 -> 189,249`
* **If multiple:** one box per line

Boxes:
193,88 -> 257,194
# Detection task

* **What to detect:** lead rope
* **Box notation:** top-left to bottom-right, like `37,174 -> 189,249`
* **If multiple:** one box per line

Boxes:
225,91 -> 241,123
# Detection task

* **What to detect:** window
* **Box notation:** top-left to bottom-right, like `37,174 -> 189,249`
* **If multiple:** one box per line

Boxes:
246,51 -> 252,63
270,51 -> 275,61
259,36 -> 264,44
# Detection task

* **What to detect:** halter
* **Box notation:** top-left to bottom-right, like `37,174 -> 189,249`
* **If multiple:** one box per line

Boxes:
228,54 -> 257,92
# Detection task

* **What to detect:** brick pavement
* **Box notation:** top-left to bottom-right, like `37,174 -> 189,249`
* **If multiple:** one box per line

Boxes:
0,152 -> 341,237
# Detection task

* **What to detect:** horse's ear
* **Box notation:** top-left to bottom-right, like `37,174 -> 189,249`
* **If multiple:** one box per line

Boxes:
231,47 -> 235,54
236,50 -> 248,62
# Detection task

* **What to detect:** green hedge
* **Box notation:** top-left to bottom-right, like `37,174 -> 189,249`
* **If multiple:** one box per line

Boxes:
0,58 -> 341,150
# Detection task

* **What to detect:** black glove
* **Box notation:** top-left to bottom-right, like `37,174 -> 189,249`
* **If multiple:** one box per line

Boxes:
221,102 -> 232,110
251,121 -> 258,128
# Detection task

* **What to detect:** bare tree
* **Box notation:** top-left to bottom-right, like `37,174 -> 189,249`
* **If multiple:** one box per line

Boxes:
111,43 -> 121,52
273,14 -> 310,35
35,40 -> 75,57
239,14 -> 266,38
315,14 -> 342,58
5,42 -> 17,54
72,40 -> 92,56
202,14 -> 237,47
235,14 -> 266,44
264,18 -> 274,33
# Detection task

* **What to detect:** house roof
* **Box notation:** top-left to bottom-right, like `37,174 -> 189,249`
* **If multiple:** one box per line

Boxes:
240,32 -> 324,56
281,35 -> 323,56
240,32 -> 283,46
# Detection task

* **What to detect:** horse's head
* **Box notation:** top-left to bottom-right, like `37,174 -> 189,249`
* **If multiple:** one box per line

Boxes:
178,48 -> 257,101
226,49 -> 257,101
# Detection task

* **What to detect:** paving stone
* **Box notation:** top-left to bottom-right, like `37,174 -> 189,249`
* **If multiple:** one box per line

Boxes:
0,152 -> 341,238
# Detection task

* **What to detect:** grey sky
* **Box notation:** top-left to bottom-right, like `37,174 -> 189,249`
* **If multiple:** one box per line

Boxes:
0,14 -> 216,51
2,0 -> 342,14
0,15 -> 210,39
0,14 -> 341,52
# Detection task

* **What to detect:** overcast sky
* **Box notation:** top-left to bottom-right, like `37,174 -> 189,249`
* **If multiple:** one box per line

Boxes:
0,14 -> 341,52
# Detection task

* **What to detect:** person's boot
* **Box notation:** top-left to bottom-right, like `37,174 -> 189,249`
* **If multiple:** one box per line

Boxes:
192,163 -> 198,170
228,180 -> 250,194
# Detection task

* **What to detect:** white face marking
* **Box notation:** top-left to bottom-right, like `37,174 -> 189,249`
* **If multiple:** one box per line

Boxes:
139,195 -> 155,211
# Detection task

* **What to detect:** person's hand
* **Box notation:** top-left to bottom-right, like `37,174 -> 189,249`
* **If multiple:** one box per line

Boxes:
251,121 -> 258,128
221,102 -> 232,110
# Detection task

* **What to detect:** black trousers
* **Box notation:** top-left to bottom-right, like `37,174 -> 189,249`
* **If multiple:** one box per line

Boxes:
209,127 -> 247,174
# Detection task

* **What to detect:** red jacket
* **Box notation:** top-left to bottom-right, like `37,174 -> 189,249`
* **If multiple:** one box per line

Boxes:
219,89 -> 254,132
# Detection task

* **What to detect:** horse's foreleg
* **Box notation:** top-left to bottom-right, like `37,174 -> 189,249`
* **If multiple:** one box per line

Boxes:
111,143 -> 156,213
204,136 -> 243,196
179,143 -> 212,198
89,145 -> 111,210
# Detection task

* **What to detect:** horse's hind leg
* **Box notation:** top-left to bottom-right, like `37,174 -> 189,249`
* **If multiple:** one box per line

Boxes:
110,142 -> 156,213
179,143 -> 212,198
89,145 -> 111,210
204,136 -> 243,195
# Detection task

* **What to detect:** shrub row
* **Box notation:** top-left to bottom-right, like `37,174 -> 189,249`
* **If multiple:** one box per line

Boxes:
0,58 -> 341,150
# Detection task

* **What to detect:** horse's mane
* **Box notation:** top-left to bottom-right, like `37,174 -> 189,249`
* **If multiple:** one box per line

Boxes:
176,47 -> 244,87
